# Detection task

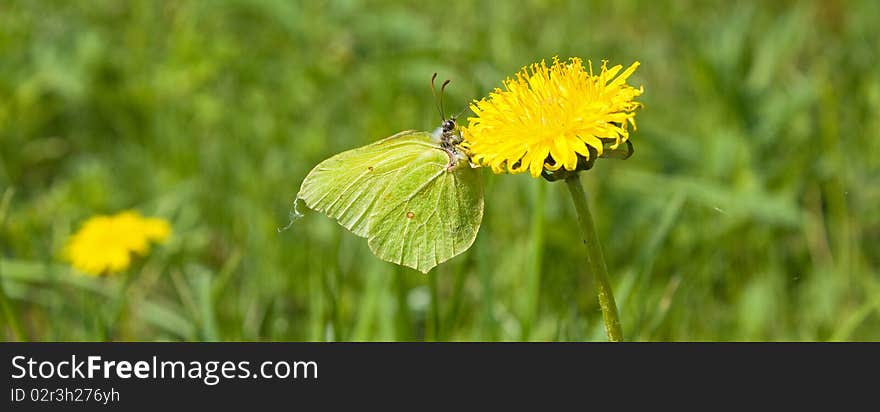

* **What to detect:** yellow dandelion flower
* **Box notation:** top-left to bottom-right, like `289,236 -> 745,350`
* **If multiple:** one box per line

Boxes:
462,57 -> 644,178
64,210 -> 171,276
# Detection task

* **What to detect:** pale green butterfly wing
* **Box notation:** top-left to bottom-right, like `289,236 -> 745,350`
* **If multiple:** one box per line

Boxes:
297,130 -> 483,273
297,130 -> 438,237
367,140 -> 482,273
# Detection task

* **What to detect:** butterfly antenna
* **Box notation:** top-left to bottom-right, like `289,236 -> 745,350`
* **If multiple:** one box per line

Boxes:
440,79 -> 451,120
430,73 -> 444,121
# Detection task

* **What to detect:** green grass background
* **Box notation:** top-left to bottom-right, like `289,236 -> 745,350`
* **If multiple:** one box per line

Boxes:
1,0 -> 878,341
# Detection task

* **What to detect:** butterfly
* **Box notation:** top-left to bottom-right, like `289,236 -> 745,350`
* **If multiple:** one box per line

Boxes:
296,75 -> 483,274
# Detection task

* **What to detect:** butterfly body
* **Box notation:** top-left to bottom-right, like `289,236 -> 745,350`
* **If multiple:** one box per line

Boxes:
297,124 -> 483,273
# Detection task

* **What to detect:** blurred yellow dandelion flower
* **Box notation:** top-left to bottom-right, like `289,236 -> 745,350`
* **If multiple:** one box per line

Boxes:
64,211 -> 171,276
462,57 -> 643,177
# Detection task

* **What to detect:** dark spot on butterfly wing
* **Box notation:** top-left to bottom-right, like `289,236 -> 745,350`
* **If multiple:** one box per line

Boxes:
406,211 -> 415,219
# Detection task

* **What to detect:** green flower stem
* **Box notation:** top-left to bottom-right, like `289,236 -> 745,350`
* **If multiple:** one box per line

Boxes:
564,174 -> 623,342
522,181 -> 546,340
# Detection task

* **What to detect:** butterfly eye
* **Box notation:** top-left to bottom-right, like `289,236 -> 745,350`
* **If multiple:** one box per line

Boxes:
443,119 -> 456,131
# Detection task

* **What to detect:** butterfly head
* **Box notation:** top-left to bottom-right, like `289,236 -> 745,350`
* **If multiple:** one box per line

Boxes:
442,118 -> 456,134
442,119 -> 463,148
431,116 -> 462,147
431,73 -> 465,149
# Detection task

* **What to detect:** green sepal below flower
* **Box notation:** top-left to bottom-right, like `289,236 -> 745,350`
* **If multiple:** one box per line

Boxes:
542,140 -> 633,182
